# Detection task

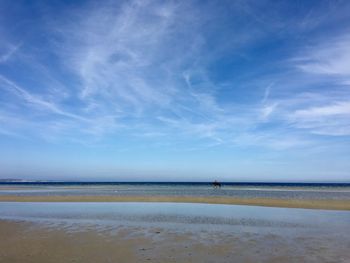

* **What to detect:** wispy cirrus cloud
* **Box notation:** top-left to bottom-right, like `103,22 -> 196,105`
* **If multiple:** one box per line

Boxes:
288,101 -> 350,136
2,0 -> 350,180
42,0 -> 255,144
293,101 -> 350,118
1,0 -> 350,151
0,43 -> 20,63
55,1 -> 182,111
296,36 -> 350,76
256,89 -> 350,137
0,75 -> 87,121
280,34 -> 350,136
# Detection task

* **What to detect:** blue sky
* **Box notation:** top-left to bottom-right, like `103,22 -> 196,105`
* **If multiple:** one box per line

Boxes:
1,0 -> 350,182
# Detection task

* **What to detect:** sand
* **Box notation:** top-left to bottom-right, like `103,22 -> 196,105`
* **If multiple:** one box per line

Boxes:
0,195 -> 349,210
1,219 -> 349,263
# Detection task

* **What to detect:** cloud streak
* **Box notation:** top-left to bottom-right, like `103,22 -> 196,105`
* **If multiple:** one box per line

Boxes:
296,36 -> 350,76
1,0 -> 350,151
0,43 -> 20,63
0,75 -> 87,121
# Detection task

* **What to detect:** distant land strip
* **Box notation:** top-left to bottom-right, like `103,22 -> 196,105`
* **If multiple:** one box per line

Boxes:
0,195 -> 349,210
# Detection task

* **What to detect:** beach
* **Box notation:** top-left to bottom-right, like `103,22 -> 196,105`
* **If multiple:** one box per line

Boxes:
1,201 -> 350,262
1,218 -> 348,263
0,220 -> 312,263
1,183 -> 350,262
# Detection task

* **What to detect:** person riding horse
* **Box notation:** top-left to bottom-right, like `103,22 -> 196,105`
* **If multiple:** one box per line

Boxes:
212,180 -> 221,188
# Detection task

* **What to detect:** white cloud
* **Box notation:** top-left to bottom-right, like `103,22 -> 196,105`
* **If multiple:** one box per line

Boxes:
0,75 -> 87,121
285,34 -> 350,136
2,0 -> 350,152
260,102 -> 278,121
287,101 -> 350,136
0,43 -> 20,63
41,0 -> 239,143
55,0 -> 181,113
232,132 -> 311,150
296,35 -> 350,76
293,101 -> 350,119
261,84 -> 273,104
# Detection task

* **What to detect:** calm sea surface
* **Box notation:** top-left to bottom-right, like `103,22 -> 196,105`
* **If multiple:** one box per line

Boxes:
1,182 -> 350,200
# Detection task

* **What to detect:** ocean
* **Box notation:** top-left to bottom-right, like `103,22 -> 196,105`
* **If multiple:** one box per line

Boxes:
1,182 -> 350,200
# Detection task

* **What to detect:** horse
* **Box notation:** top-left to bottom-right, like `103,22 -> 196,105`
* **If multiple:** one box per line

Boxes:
212,180 -> 221,189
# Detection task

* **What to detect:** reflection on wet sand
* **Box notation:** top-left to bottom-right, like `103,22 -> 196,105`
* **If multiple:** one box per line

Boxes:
0,202 -> 350,262
0,195 -> 349,210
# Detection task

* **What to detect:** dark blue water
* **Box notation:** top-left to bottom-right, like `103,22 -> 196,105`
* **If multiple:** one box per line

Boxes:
1,182 -> 350,200
1,181 -> 349,187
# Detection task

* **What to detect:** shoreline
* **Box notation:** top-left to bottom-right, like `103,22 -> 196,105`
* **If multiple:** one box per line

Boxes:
0,195 -> 349,210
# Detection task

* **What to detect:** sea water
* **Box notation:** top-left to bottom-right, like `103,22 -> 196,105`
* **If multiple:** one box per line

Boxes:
1,182 -> 350,200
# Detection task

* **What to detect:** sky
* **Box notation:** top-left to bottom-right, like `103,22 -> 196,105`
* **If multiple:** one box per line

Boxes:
0,0 -> 350,182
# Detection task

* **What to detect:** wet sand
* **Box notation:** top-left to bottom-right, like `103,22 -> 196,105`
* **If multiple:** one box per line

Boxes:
0,195 -> 349,210
1,219 -> 349,263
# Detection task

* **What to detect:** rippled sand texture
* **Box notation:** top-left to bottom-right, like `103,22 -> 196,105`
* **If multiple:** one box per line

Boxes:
1,202 -> 350,263
0,219 -> 349,263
